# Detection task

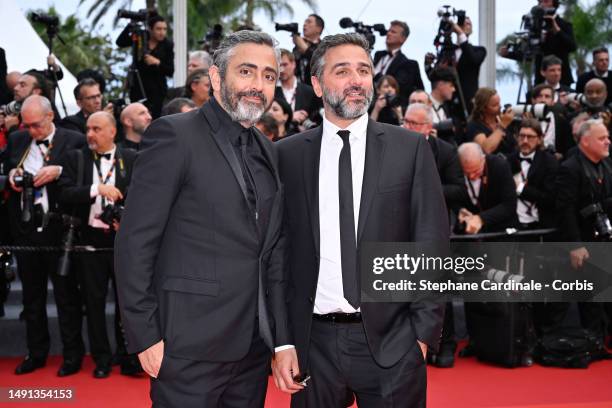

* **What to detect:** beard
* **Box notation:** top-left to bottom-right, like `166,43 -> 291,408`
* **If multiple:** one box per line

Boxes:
220,80 -> 269,125
321,83 -> 374,120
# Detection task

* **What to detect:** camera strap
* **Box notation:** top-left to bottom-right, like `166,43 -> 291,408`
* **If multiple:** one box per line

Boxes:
578,153 -> 609,203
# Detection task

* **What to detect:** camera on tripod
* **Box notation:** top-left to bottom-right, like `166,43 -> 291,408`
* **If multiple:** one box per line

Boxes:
275,22 -> 299,35
580,202 -> 612,241
117,9 -> 149,22
339,17 -> 387,50
502,4 -> 558,63
30,12 -> 59,28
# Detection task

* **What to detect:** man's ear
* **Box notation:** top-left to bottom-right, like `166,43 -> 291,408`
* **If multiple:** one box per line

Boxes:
209,65 -> 222,94
311,75 -> 323,98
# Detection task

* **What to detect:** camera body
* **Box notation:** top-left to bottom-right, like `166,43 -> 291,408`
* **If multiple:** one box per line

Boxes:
13,171 -> 34,189
30,12 -> 59,27
117,9 -> 148,22
275,22 -> 299,35
14,172 -> 35,224
580,203 -> 612,240
98,203 -> 125,226
339,18 -> 387,50
384,93 -> 401,109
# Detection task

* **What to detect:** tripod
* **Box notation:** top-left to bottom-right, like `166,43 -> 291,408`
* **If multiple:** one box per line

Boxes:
43,23 -> 68,117
123,23 -> 147,104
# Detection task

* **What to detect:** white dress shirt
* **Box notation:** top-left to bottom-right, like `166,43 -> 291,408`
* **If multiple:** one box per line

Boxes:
315,113 -> 368,314
515,151 -> 539,224
541,111 -> 556,151
22,126 -> 56,214
281,76 -> 298,111
454,33 -> 468,63
431,96 -> 448,124
88,146 -> 117,229
465,177 -> 481,206
374,48 -> 399,76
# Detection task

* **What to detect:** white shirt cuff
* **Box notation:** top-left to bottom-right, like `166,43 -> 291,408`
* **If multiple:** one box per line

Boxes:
90,184 -> 99,198
275,345 -> 295,352
516,181 -> 525,194
457,33 -> 468,44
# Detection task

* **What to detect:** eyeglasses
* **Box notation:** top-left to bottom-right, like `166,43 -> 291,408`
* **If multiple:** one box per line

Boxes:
22,118 -> 48,129
517,133 -> 539,140
403,119 -> 429,127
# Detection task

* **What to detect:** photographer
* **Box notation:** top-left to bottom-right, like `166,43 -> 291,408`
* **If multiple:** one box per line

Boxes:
60,78 -> 113,135
289,14 -> 324,86
2,71 -> 49,135
58,112 -> 139,378
530,83 -> 574,158
429,67 -> 456,124
534,55 -> 573,103
373,20 -> 424,108
370,75 -> 403,125
3,95 -> 85,376
554,119 -> 611,340
576,47 -> 612,105
582,79 -> 610,123
116,13 -> 174,119
453,16 -> 486,113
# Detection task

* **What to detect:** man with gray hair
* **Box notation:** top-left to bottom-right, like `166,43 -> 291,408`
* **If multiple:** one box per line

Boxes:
115,30 -> 289,407
4,95 -> 86,376
165,50 -> 213,102
276,32 -> 448,407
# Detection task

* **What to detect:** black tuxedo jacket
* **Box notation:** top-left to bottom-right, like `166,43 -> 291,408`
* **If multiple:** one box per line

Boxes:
456,42 -> 487,112
575,70 -> 612,105
555,151 -> 612,242
59,110 -> 87,135
275,82 -> 320,121
3,128 -> 86,236
277,120 -> 448,369
427,135 -> 465,210
457,154 -> 518,232
509,149 -> 559,228
114,102 -> 289,362
550,111 -> 575,158
534,17 -> 577,86
373,50 -> 424,106
58,145 -> 137,223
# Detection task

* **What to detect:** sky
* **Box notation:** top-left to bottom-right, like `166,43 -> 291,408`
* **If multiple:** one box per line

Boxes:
15,0 -> 600,104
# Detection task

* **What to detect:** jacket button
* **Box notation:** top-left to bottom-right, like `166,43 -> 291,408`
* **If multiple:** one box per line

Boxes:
308,297 -> 314,304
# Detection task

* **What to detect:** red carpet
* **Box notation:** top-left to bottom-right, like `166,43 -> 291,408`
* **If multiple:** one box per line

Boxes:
1,355 -> 611,407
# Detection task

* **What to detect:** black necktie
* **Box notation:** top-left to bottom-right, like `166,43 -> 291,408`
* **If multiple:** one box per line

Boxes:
337,130 -> 359,308
520,157 -> 533,164
239,130 -> 258,215
36,140 -> 49,147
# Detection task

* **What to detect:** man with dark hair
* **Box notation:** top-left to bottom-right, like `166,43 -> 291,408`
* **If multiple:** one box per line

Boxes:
116,14 -> 174,119
373,20 -> 424,108
274,32 -> 447,408
291,14 -> 325,86
530,83 -> 574,158
537,55 -> 574,102
60,79 -> 112,134
115,31 -> 288,407
452,16 -> 486,113
275,48 -> 320,128
2,72 -> 50,134
429,67 -> 456,124
576,48 -> 611,105
4,95 -> 86,377
160,97 -> 196,116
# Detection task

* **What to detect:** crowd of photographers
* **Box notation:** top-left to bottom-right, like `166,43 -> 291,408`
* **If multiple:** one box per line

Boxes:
0,0 -> 611,378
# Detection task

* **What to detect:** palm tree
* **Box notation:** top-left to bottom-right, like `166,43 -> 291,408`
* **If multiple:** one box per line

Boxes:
568,0 -> 612,76
242,0 -> 317,29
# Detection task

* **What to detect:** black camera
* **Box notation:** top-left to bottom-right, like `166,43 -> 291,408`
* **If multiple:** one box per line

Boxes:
14,172 -> 35,224
580,203 -> 612,241
436,6 -> 466,33
339,17 -> 387,50
1,101 -> 22,116
198,24 -> 224,53
30,12 -> 59,27
117,9 -> 148,22
98,203 -> 124,226
434,119 -> 455,143
384,93 -> 401,109
275,22 -> 299,35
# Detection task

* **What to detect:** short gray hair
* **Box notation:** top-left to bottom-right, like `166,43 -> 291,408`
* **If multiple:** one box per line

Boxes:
22,94 -> 52,114
458,142 -> 485,160
406,103 -> 433,124
212,30 -> 280,79
189,50 -> 212,67
576,118 -> 605,143
310,33 -> 372,80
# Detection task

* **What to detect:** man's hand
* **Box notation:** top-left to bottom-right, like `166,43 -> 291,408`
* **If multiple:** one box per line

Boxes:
138,339 -> 164,378
465,214 -> 484,235
498,109 -> 515,129
570,247 -> 589,270
4,114 -> 20,130
34,165 -> 62,188
418,340 -> 427,361
8,168 -> 23,192
144,54 -> 160,66
543,14 -> 561,33
451,22 -> 464,35
98,184 -> 123,202
293,110 -> 308,124
272,348 -> 304,394
373,95 -> 387,112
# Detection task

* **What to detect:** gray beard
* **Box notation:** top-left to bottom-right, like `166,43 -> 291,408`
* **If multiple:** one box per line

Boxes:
220,83 -> 267,125
322,84 -> 373,120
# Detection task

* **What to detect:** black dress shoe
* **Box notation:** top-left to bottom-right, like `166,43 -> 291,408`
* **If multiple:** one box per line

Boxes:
120,355 -> 144,376
458,342 -> 476,358
434,345 -> 456,368
57,359 -> 82,377
15,356 -> 46,375
93,364 -> 111,379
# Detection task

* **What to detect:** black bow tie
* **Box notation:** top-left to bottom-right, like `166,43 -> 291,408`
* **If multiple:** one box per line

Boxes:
36,140 -> 49,147
520,157 -> 533,164
98,153 -> 112,160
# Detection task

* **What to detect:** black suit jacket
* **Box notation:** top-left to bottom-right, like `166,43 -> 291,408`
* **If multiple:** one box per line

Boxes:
373,50 -> 424,107
0,47 -> 10,106
457,154 -> 518,232
58,146 -> 137,224
456,42 -> 487,112
555,151 -> 612,242
509,149 -> 559,228
114,102 -> 289,362
275,82 -> 320,122
59,110 -> 87,134
277,120 -> 448,369
427,135 -> 465,210
534,17 -> 577,86
2,128 -> 86,236
575,70 -> 612,105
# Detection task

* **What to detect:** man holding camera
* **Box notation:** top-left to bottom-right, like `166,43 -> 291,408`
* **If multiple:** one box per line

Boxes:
452,16 -> 486,113
530,83 -> 574,158
374,20 -> 424,108
555,119 -> 611,340
58,111 -> 138,378
3,95 -> 85,376
290,14 -> 324,86
577,47 -> 612,105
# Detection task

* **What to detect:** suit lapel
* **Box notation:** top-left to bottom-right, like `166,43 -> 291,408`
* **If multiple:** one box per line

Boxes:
304,128 -> 322,253
528,150 -> 542,181
357,120 -> 385,243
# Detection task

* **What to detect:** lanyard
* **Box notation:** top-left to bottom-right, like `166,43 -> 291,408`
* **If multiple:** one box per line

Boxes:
93,153 -> 116,186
